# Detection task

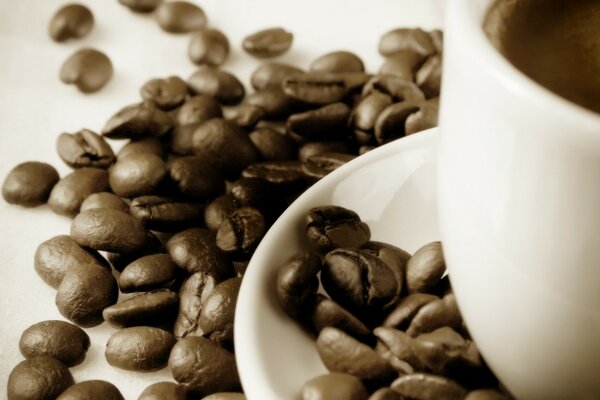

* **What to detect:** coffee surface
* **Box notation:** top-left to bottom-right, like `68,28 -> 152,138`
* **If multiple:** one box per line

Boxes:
484,0 -> 600,113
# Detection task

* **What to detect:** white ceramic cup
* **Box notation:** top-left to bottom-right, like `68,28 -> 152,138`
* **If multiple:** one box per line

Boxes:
438,1 -> 600,400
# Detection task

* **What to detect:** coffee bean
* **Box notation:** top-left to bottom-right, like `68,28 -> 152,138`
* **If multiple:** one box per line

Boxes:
56,264 -> 118,327
107,231 -> 164,272
119,253 -> 178,293
119,0 -> 162,13
56,129 -> 115,169
251,62 -> 304,91
250,127 -> 297,161
155,1 -> 207,33
406,294 -> 463,337
287,102 -> 351,141
174,271 -> 220,337
302,373 -> 368,400
216,207 -> 266,255
80,192 -> 129,213
231,104 -> 267,129
416,54 -> 442,98
48,167 -> 109,217
368,388 -> 403,400
230,177 -> 278,211
7,356 -> 74,400
374,100 -> 423,144
429,29 -> 443,53
117,137 -> 166,160
71,208 -> 149,253
298,141 -> 353,163
141,76 -> 189,110
57,380 -> 124,400
168,156 -> 226,201
242,160 -> 305,187
302,152 -> 356,183
103,289 -> 179,328
311,295 -> 371,342
383,293 -> 439,330
379,28 -> 437,57
199,277 -> 241,348
246,88 -> 298,119
109,153 -> 167,198
404,100 -> 438,135
311,51 -> 365,73
412,327 -> 474,374
2,162 -> 59,207
391,373 -> 467,400
243,27 -> 293,58
283,72 -> 348,105
103,101 -> 173,140
352,91 -> 393,132
130,195 -> 204,232
48,4 -> 93,42
374,326 -> 424,373
187,66 -> 245,105
169,336 -> 241,396
276,252 -> 321,319
203,394 -> 246,400
19,320 -> 90,367
305,205 -> 370,252
60,48 -> 113,93
189,28 -> 230,66
379,50 -> 427,81
106,326 -> 176,371
138,382 -> 188,400
361,241 -> 410,301
176,95 -> 223,126
363,75 -> 425,102
171,124 -> 199,155
167,228 -> 234,279
205,195 -> 237,232
406,241 -> 445,294
465,390 -> 510,400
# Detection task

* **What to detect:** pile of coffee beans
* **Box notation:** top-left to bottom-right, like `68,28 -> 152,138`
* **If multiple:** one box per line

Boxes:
276,205 -> 513,400
3,1 -> 444,398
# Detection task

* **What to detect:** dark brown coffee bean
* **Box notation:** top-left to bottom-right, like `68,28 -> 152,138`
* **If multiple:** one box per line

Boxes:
155,1 -> 206,33
171,123 -> 199,155
250,128 -> 297,161
383,293 -> 439,330
109,153 -> 167,198
167,228 -> 234,279
199,277 -> 241,348
230,104 -> 267,129
368,388 -> 403,400
229,177 -> 278,211
19,320 -> 90,367
56,264 -> 118,327
216,207 -> 266,255
379,28 -> 437,57
48,167 -> 109,217
465,390 -> 510,400
379,50 -> 427,81
276,252 -> 321,319
57,380 -> 124,400
405,100 -> 438,135
174,272 -> 220,337
242,160 -> 305,187
302,152 -> 356,183
189,28 -> 230,66
138,382 -> 187,400
416,54 -> 442,98
287,102 -> 351,141
107,231 -> 164,272
352,92 -> 393,132
246,88 -> 298,119
119,0 -> 162,13
374,100 -> 423,145
168,155 -> 225,201
412,327 -> 478,376
407,293 -> 463,337
119,253 -> 178,293
176,95 -> 223,126
251,62 -> 304,91
406,241 -> 445,294
130,195 -> 204,232
363,75 -> 425,102
141,76 -> 189,110
316,327 -> 395,384
242,27 -> 294,58
56,129 -> 115,169
2,162 -> 59,207
106,326 -> 176,371
7,356 -> 74,400
305,205 -> 370,252
49,4 -> 93,42
205,194 -> 237,232
192,118 -> 258,178
103,289 -> 179,328
71,208 -> 149,253
302,373 -> 368,400
391,373 -> 467,400
298,141 -> 352,163
169,336 -> 241,396
311,51 -> 365,73
361,241 -> 410,301
80,192 -> 129,213
311,295 -> 371,342
103,100 -> 173,140
117,137 -> 166,160
374,327 -> 424,373
203,394 -> 246,400
283,72 -> 348,105
60,48 -> 113,93
188,66 -> 245,105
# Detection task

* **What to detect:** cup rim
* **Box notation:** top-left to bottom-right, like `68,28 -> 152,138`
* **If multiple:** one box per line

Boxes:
451,0 -> 600,129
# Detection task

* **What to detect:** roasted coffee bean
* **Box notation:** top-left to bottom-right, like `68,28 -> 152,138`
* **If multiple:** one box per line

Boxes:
103,289 -> 178,328
107,232 -> 164,272
283,72 -> 348,105
80,192 -> 129,213
138,382 -> 187,400
276,252 -> 321,319
246,88 -> 298,119
192,118 -> 258,178
199,277 -> 241,348
361,241 -> 410,300
391,373 -> 467,400
155,1 -> 207,33
412,327 -> 478,375
305,205 -> 370,252
316,327 -> 395,384
60,48 -> 113,93
287,102 -> 350,141
406,241 -> 445,294
251,62 -> 304,91
374,100 -> 423,144
203,394 -> 246,400
404,100 -> 438,135
119,0 -> 162,13
177,95 -> 223,126
379,28 -> 437,57
174,272 -> 220,337
230,177 -> 278,211
465,389 -> 510,400
407,293 -> 462,337
56,263 -> 118,327
168,156 -> 225,200
141,76 -> 189,110
187,66 -> 245,105
7,356 -> 74,400
416,54 -> 442,98
57,380 -> 124,400
130,195 -> 204,232
311,295 -> 371,342
231,104 -> 267,129
342,71 -> 373,92
250,128 -> 297,161
2,162 -> 59,207
169,336 -> 241,396
242,160 -> 305,187
49,4 -> 94,42
109,153 -> 167,198
352,92 -> 393,132
379,50 -> 427,81
56,129 -> 115,169
302,373 -> 368,400
368,388 -> 403,400
383,293 -> 439,330
311,51 -> 365,73
298,141 -> 352,163
189,28 -> 230,66
71,208 -> 149,253
216,207 -> 266,255
106,326 -> 176,371
19,320 -> 90,367
102,101 -> 173,140
302,152 -> 356,183
117,137 -> 166,160
167,228 -> 234,279
205,195 -> 237,232
242,27 -> 293,58
48,167 -> 109,217
171,123 -> 200,155
374,326 -> 424,373
363,75 -> 425,102
119,253 -> 178,292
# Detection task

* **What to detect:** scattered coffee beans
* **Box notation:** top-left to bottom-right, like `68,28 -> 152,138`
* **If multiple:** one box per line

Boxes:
7,356 -> 74,400
2,162 -> 59,207
60,48 -> 113,93
189,28 -> 230,66
57,380 -> 124,400
155,1 -> 207,33
49,4 -> 94,42
242,27 -> 294,58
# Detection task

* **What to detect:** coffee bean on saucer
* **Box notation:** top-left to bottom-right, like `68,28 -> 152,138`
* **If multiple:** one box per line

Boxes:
406,241 -> 445,294
119,0 -> 162,13
119,253 -> 178,293
187,66 -> 245,105
60,48 -> 113,93
155,1 -> 207,33
117,137 -> 166,161
374,326 -> 424,373
379,28 -> 437,57
404,100 -> 439,136
383,293 -> 439,330
251,62 -> 304,91
174,271 -> 220,337
106,326 -> 176,371
391,373 -> 467,400
57,380 -> 124,400
141,76 -> 189,110
2,162 -> 59,207
48,167 -> 109,217
301,373 -> 368,400
7,356 -> 74,400
406,293 -> 463,337
189,28 -> 230,66
109,153 -> 167,198
242,27 -> 293,58
103,101 -> 173,140
310,51 -> 365,73
310,295 -> 371,342
56,129 -> 115,169
305,205 -> 370,252
276,252 -> 321,319
80,192 -> 130,213
49,4 -> 94,42
373,100 -> 423,145
102,289 -> 179,328
176,95 -> 223,126
138,382 -> 188,400
199,277 -> 242,348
